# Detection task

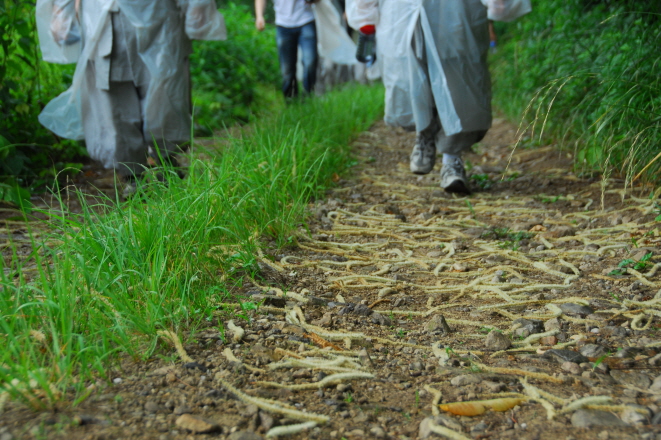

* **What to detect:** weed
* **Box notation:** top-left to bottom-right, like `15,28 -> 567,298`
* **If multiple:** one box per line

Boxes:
539,195 -> 561,204
592,351 -> 611,371
498,240 -> 520,251
344,392 -> 353,404
608,292 -> 622,302
236,300 -> 259,321
469,364 -> 483,373
466,200 -> 476,218
481,227 -> 534,251
609,252 -> 653,275
470,173 -> 493,189
415,390 -> 420,407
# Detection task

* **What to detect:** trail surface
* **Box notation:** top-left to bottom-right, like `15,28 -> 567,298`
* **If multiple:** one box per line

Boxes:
2,118 -> 661,440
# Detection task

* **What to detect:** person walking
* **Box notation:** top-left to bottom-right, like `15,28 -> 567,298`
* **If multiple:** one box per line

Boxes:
38,0 -> 226,187
255,0 -> 319,99
347,0 -> 529,194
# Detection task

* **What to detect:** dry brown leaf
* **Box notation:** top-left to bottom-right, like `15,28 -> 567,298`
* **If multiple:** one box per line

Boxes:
439,397 -> 525,416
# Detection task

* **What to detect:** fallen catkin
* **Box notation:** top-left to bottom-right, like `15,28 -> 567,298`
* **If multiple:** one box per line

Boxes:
227,320 -> 245,343
265,421 -> 317,438
428,419 -> 472,440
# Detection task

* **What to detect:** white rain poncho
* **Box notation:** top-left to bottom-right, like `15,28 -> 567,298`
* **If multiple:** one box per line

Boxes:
295,0 -> 380,93
314,0 -> 357,66
36,0 -> 226,174
481,0 -> 532,22
347,0 -> 492,138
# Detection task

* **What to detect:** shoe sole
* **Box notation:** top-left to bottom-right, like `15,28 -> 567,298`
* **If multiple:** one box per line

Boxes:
410,162 -> 435,174
443,179 -> 471,195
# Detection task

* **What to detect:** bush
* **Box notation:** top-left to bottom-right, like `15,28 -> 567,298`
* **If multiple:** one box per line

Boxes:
190,2 -> 280,129
491,0 -> 661,184
0,0 -> 83,199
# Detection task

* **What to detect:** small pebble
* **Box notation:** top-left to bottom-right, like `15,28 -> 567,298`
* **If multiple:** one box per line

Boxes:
561,362 -> 581,375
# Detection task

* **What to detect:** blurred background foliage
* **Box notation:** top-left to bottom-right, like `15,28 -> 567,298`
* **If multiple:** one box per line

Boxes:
491,0 -> 661,185
0,0 -> 280,203
190,2 -> 280,133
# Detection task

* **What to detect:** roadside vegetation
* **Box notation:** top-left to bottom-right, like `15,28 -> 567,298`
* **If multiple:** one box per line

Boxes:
1,0 -> 386,411
0,83 -> 385,408
491,0 -> 661,186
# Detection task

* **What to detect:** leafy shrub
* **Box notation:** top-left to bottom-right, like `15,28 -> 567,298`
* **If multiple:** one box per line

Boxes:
190,2 -> 280,129
0,0 -> 83,197
491,0 -> 661,184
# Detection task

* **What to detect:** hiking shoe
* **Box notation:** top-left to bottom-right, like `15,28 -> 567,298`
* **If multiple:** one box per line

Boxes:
410,133 -> 436,174
440,157 -> 471,194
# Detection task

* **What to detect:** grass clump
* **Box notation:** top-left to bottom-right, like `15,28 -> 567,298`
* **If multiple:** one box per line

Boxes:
481,227 -> 535,251
0,84 -> 385,409
491,0 -> 661,186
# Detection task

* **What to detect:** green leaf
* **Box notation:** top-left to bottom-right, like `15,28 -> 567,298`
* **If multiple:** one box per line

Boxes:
0,181 -> 32,212
618,259 -> 635,268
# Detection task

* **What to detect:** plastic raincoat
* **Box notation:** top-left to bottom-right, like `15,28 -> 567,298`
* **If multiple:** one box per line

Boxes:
315,0 -> 381,90
347,0 -> 491,154
347,0 -> 530,152
37,0 -> 226,175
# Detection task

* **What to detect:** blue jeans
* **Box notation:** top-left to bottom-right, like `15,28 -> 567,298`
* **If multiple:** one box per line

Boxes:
276,21 -> 318,98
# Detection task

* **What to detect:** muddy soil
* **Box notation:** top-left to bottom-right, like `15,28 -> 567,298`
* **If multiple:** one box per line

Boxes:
2,118 -> 661,440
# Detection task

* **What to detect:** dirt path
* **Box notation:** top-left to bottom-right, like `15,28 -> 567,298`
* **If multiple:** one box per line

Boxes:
2,118 -> 661,440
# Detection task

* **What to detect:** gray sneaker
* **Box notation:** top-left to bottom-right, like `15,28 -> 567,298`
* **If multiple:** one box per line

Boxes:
410,133 -> 436,174
440,157 -> 471,194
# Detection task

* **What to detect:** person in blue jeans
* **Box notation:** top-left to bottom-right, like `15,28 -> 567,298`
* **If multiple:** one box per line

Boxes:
255,0 -> 319,98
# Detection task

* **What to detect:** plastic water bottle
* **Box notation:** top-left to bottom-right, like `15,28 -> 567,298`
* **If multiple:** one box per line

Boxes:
356,28 -> 377,66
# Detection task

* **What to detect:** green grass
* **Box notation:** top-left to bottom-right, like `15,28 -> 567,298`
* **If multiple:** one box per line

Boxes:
490,0 -> 661,186
0,83 -> 385,409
